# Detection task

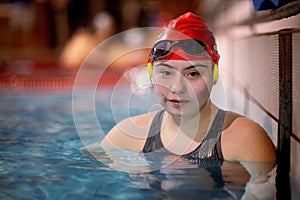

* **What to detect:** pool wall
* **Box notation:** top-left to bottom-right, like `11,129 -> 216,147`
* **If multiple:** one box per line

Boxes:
212,3 -> 300,198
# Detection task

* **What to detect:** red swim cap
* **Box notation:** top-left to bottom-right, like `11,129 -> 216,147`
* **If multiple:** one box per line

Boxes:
149,12 -> 220,64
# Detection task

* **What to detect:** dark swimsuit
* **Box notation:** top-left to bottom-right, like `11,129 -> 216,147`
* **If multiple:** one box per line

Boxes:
141,110 -> 246,199
142,109 -> 226,161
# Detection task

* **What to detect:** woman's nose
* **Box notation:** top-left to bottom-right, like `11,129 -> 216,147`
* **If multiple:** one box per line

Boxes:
170,74 -> 187,94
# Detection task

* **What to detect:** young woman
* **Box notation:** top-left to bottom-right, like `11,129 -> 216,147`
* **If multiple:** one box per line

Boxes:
100,12 -> 276,163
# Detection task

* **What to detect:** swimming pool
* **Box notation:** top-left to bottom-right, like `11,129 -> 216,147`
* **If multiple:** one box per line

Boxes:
0,84 -> 283,200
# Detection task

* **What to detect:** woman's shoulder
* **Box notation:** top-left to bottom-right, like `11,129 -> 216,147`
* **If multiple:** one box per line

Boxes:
100,111 -> 159,151
221,111 -> 276,161
222,111 -> 263,131
223,111 -> 266,135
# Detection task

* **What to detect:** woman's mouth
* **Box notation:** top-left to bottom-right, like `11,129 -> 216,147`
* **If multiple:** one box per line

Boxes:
167,98 -> 189,107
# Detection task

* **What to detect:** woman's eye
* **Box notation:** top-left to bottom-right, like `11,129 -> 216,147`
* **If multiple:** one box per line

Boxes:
161,71 -> 172,76
186,71 -> 200,78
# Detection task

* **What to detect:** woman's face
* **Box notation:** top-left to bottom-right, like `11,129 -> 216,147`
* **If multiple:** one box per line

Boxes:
152,59 -> 214,119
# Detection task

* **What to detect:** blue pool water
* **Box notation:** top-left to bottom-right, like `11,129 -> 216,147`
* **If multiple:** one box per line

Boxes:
0,87 -> 279,199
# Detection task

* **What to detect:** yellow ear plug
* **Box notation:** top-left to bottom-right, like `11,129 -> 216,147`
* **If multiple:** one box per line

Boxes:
213,63 -> 218,81
147,62 -> 153,77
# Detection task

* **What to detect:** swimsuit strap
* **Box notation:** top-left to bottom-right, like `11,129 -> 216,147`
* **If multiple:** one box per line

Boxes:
142,110 -> 165,153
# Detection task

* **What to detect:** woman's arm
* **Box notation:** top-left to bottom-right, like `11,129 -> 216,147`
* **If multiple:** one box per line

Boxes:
221,117 -> 276,162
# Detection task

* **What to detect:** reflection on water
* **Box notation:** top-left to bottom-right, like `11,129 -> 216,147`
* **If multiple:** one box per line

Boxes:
82,143 -> 276,199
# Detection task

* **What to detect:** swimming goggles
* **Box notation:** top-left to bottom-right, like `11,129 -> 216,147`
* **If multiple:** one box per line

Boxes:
150,39 -> 209,61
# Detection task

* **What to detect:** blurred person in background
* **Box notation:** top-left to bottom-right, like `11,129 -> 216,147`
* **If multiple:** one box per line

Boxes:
58,11 -> 116,69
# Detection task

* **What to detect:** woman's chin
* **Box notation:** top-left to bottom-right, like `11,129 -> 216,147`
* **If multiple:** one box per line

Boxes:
166,107 -> 199,121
